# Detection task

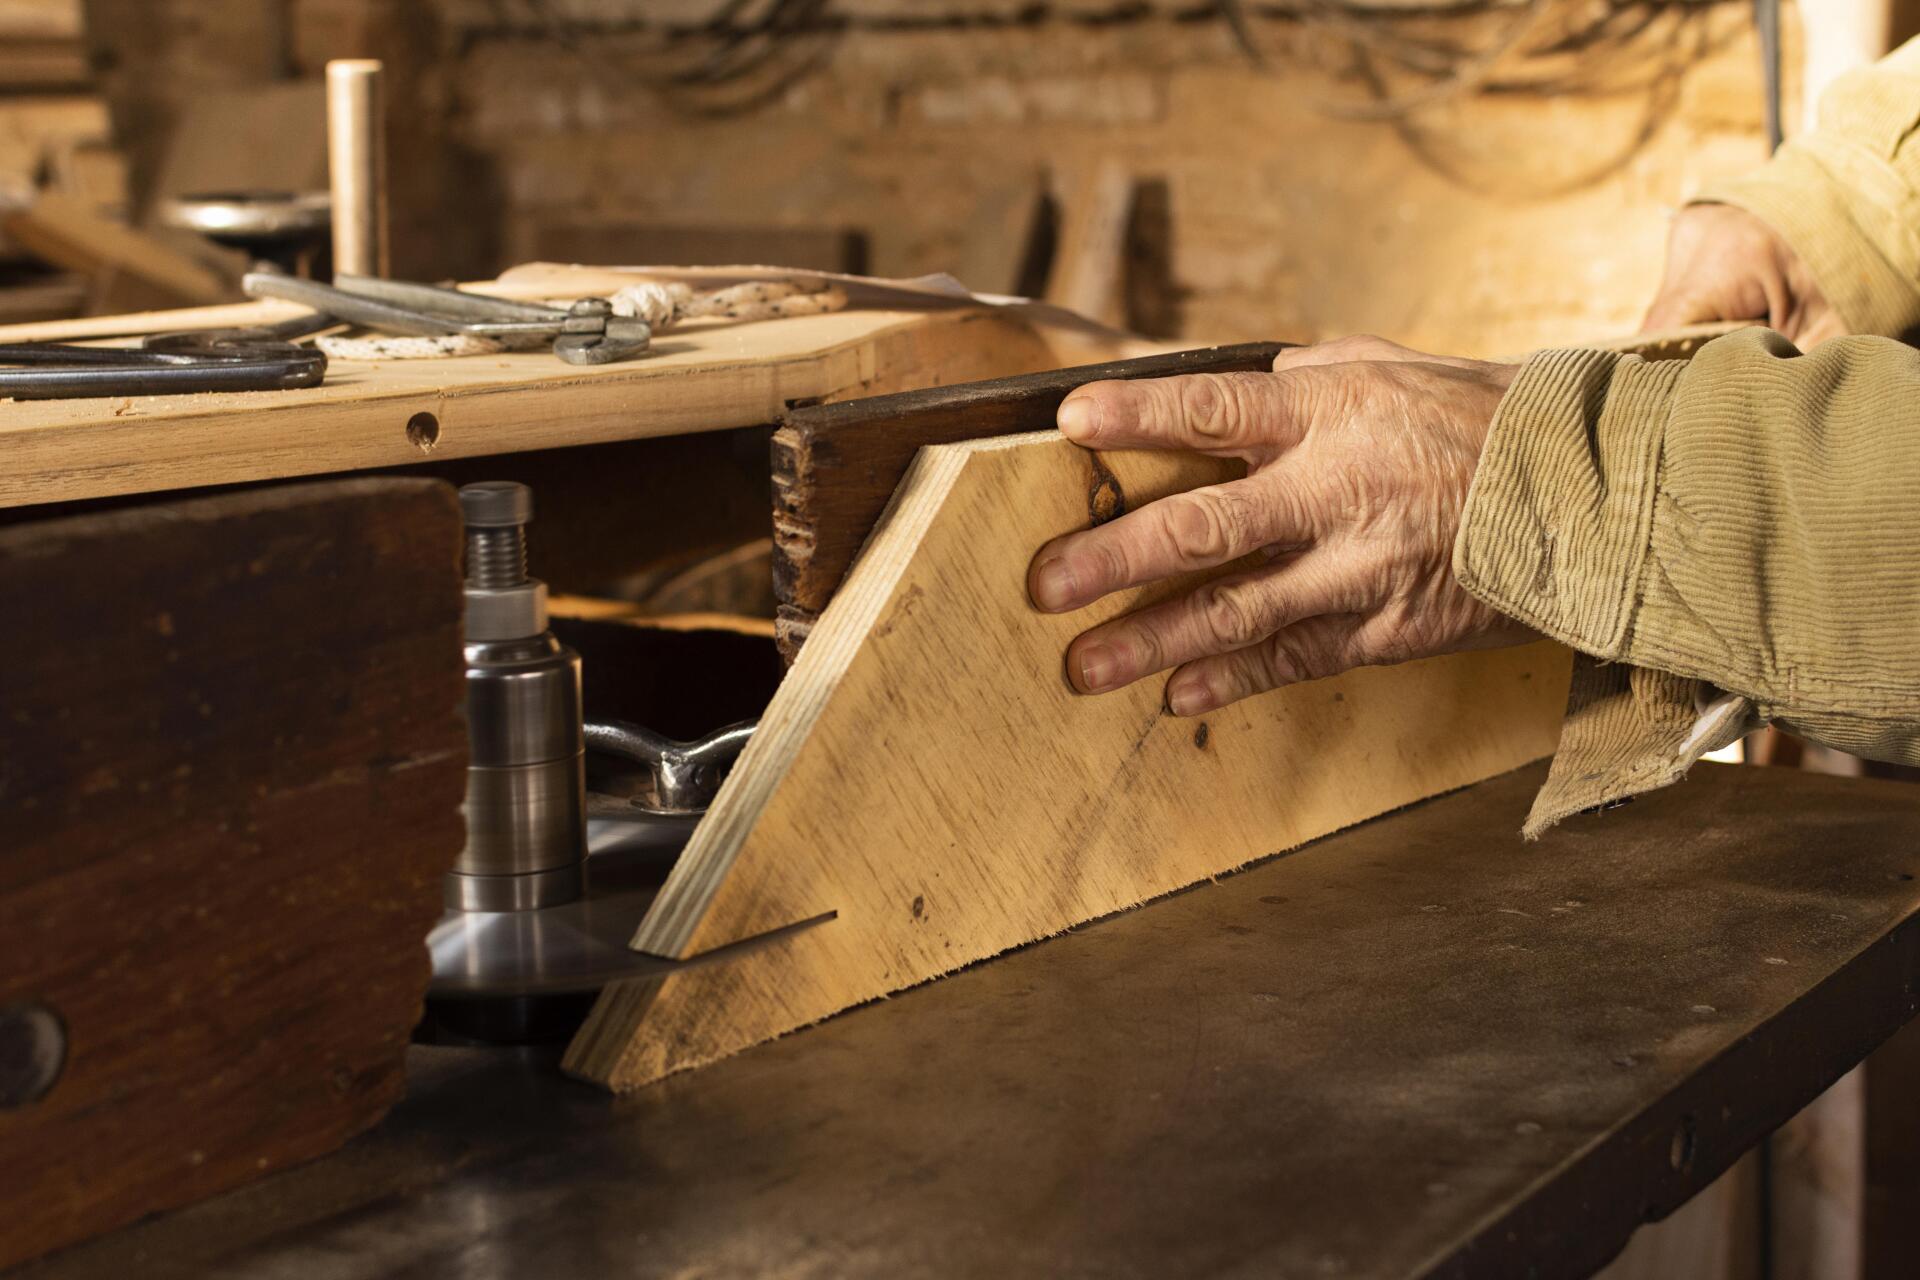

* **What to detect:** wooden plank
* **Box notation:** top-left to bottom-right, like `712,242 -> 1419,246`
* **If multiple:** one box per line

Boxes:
0,39 -> 88,89
151,81 -> 327,206
46,140 -> 129,218
0,265 -> 85,321
0,268 -> 1076,510
770,340 -> 1289,659
0,94 -> 108,208
954,178 -> 1046,297
0,1 -> 88,91
529,219 -> 868,275
1044,159 -> 1135,330
563,430 -> 1573,1088
3,191 -> 230,310
0,0 -> 82,41
0,477 -> 466,1268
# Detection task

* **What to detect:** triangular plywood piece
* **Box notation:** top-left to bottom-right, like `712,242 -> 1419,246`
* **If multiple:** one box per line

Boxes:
564,432 -> 1573,1089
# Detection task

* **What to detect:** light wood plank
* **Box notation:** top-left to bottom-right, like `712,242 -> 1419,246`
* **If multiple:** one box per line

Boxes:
0,0 -> 81,41
0,279 -> 1067,509
3,192 -> 229,307
564,430 -> 1573,1088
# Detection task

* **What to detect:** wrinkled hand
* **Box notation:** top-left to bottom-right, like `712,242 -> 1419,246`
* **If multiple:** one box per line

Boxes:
1641,204 -> 1844,346
1026,337 -> 1540,716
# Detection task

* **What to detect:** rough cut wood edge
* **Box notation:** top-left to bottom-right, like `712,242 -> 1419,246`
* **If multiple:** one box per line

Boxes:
563,431 -> 1573,1089
770,341 -> 1289,661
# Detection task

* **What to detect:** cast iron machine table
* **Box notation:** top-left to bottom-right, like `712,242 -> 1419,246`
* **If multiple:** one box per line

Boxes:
22,762 -> 1920,1279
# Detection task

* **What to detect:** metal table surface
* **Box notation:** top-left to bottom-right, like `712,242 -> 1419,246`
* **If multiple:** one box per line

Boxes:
21,762 -> 1920,1280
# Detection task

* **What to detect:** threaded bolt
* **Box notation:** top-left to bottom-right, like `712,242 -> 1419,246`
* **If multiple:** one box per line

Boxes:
459,482 -> 531,590
466,526 -> 526,588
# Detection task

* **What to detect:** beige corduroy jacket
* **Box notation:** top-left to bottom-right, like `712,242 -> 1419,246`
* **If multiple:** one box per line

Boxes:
1459,38 -> 1920,836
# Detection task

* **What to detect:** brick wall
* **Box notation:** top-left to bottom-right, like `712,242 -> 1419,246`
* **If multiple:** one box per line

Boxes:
86,0 -> 1795,354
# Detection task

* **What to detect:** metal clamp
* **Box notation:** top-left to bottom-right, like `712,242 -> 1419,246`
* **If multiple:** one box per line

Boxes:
585,720 -> 756,816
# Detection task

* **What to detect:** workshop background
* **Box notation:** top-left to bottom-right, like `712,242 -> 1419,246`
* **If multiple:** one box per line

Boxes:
5,1 -> 1920,1277
0,0 -> 1871,353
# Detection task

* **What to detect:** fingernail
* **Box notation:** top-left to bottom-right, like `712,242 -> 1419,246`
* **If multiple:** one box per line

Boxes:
1057,395 -> 1101,442
1168,679 -> 1214,717
1032,557 -> 1080,611
1077,643 -> 1118,692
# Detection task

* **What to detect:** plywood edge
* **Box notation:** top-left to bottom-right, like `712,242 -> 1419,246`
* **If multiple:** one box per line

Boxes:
629,441 -> 984,957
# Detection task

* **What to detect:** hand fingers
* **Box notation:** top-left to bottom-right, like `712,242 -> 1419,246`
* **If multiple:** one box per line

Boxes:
1638,294 -> 1688,335
1029,476 -> 1315,613
1061,557 -> 1357,694
1163,614 -> 1371,716
1056,371 -> 1305,454
1796,311 -> 1850,349
1642,280 -> 1737,334
1270,334 -> 1484,373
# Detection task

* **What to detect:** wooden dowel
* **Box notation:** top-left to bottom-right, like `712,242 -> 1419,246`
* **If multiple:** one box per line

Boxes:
326,59 -> 389,279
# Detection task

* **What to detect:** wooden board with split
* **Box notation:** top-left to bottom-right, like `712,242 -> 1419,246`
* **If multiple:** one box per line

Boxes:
563,430 -> 1573,1089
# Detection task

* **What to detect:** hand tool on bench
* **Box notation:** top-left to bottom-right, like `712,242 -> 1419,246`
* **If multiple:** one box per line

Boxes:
0,322 -> 329,399
245,271 -> 654,365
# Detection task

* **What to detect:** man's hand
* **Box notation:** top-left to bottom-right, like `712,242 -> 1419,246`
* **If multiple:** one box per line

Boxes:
1026,337 -> 1540,716
1641,204 -> 1845,345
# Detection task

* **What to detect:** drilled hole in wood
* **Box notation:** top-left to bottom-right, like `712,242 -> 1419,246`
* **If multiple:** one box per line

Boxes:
406,412 -> 440,453
1669,1116 -> 1697,1173
0,1001 -> 66,1108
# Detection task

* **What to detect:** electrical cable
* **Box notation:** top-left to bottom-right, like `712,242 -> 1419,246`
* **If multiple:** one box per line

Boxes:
493,0 -> 1748,123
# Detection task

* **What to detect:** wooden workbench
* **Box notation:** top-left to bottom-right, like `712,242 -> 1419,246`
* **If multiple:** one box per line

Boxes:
20,763 -> 1920,1280
0,277 -> 1088,1265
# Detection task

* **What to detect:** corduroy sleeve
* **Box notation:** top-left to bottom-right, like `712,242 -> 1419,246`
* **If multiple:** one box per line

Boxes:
1693,37 -> 1920,339
1457,327 -> 1920,835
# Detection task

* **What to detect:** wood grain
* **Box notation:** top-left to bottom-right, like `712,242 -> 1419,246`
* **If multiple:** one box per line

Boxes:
4,192 -> 230,308
0,264 -> 1073,510
564,431 -> 1572,1089
0,478 -> 466,1267
770,341 -> 1288,659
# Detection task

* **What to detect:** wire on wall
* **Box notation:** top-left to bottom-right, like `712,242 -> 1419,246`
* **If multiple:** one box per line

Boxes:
485,0 -> 1751,128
